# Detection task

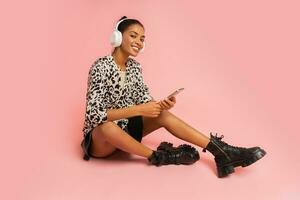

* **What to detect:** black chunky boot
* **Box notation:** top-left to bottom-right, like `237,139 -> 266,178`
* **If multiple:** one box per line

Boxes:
157,141 -> 200,162
202,132 -> 267,178
148,143 -> 200,166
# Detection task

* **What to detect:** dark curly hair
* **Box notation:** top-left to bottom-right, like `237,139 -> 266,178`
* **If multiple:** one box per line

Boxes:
116,16 -> 144,33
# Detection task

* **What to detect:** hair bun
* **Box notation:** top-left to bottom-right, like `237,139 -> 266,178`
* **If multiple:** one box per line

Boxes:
119,16 -> 127,21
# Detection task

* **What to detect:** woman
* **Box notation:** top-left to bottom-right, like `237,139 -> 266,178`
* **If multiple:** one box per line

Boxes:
81,16 -> 266,178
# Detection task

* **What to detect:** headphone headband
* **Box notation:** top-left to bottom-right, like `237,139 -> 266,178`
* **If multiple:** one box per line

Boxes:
115,18 -> 131,31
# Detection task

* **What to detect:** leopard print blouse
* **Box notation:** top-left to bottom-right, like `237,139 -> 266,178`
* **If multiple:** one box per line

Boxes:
82,55 -> 153,137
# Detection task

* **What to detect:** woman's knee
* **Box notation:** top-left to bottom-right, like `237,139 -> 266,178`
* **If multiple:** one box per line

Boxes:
93,121 -> 119,138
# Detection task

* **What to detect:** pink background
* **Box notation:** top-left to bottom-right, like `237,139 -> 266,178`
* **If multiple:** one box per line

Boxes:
1,0 -> 299,199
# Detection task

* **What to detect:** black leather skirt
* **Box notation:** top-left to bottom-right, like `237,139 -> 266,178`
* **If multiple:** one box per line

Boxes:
81,115 -> 144,161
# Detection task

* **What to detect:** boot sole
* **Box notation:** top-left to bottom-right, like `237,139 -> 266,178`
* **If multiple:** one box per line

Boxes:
237,148 -> 267,167
217,148 -> 267,178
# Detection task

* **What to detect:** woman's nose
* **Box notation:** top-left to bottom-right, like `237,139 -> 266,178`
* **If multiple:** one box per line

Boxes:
135,40 -> 143,47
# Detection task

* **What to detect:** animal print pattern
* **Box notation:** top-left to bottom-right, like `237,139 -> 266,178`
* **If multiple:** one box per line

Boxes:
82,55 -> 153,138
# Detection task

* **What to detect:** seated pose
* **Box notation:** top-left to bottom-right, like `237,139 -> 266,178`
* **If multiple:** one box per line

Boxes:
81,16 -> 266,178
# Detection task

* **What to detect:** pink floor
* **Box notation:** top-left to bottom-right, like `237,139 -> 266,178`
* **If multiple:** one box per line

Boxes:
6,122 -> 300,200
1,0 -> 300,199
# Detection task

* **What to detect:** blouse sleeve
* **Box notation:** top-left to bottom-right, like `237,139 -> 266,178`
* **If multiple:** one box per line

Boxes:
85,61 -> 109,129
135,64 -> 154,105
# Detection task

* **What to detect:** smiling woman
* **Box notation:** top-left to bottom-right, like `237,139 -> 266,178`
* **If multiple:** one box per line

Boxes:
110,16 -> 146,60
80,16 -> 266,178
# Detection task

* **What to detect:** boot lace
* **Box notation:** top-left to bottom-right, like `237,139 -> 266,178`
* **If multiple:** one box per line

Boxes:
211,132 -> 248,150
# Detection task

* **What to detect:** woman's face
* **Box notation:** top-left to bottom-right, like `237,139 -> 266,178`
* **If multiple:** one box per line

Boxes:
120,24 -> 145,57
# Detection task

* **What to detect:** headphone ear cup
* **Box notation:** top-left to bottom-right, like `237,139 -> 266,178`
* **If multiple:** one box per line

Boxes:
109,30 -> 123,47
140,42 -> 145,53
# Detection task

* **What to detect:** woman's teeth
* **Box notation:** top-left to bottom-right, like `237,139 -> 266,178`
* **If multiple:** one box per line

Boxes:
132,46 -> 139,51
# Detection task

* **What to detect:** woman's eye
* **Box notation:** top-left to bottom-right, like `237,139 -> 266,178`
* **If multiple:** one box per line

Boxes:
130,35 -> 144,42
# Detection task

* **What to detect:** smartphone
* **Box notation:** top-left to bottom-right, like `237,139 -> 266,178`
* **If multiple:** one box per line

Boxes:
167,88 -> 184,99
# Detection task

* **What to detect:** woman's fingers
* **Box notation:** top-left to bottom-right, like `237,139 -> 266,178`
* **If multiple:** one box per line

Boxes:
169,96 -> 176,103
164,99 -> 174,108
158,98 -> 176,110
158,101 -> 165,109
161,100 -> 169,108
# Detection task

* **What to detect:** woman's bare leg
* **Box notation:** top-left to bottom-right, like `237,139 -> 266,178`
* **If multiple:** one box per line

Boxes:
90,121 -> 153,158
142,110 -> 210,148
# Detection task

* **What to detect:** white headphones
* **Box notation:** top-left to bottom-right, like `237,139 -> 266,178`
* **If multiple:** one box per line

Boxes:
109,18 -> 145,53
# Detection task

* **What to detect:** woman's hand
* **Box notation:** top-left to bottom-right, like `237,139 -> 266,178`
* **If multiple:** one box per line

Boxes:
136,101 -> 162,118
158,96 -> 176,110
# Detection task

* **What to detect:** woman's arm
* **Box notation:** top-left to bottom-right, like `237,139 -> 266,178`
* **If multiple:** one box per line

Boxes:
106,105 -> 142,122
85,63 -> 109,127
